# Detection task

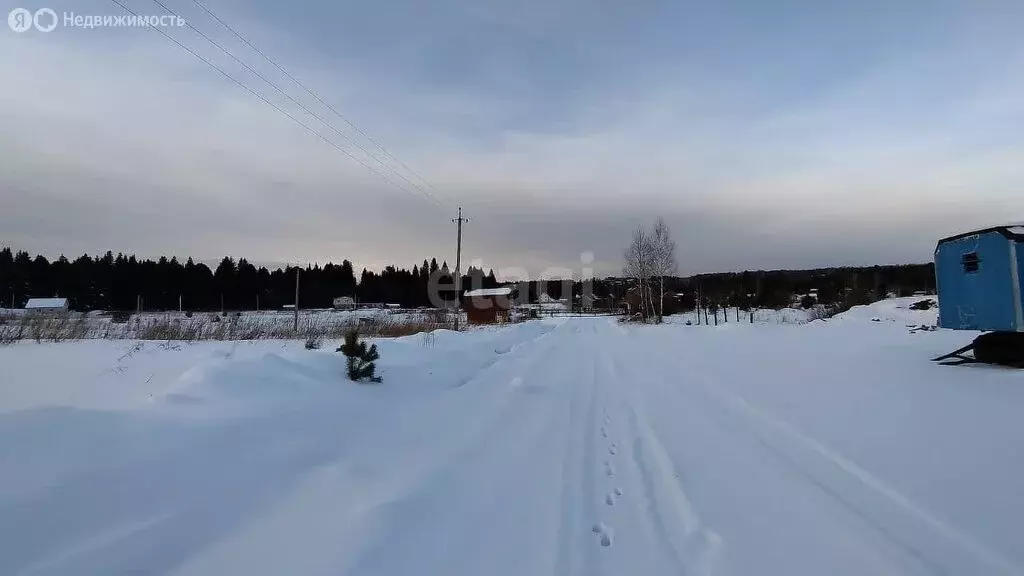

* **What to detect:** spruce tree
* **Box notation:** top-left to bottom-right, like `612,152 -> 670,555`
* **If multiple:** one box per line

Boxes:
338,329 -> 382,382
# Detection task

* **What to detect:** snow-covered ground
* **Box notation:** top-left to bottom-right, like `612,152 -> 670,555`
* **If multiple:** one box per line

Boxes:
1,298 -> 1021,575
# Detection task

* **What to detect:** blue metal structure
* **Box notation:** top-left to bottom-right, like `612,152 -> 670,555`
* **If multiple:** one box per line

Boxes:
934,224 -> 1024,332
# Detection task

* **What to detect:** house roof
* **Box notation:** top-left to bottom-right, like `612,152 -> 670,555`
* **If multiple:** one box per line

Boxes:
937,223 -> 1024,245
464,287 -> 512,297
25,298 -> 68,309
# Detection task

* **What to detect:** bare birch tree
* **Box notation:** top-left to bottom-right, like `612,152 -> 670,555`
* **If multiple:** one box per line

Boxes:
623,226 -> 655,321
651,218 -> 677,322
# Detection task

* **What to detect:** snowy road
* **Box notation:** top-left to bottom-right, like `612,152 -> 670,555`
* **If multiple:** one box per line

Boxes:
2,311 -> 1024,575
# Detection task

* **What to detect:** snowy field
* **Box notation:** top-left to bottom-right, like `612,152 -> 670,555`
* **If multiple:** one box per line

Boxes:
2,298 -> 1023,575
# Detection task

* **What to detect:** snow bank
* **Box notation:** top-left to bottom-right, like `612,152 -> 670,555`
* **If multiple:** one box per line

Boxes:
831,296 -> 939,325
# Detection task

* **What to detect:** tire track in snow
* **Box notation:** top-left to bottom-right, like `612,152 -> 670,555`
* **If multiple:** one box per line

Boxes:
581,344 -> 605,565
16,512 -> 176,576
624,405 -> 723,576
694,381 -> 1023,576
597,328 -> 722,575
554,334 -> 601,576
631,324 -> 1020,575
451,323 -> 560,389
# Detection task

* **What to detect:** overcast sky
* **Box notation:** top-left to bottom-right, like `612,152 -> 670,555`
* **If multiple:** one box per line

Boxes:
2,0 -> 1023,277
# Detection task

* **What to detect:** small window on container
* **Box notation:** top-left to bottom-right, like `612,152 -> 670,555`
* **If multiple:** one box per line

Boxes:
962,252 -> 980,273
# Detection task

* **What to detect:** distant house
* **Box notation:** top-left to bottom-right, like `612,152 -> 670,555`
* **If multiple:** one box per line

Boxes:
463,287 -> 514,325
332,296 -> 355,310
537,292 -> 568,312
935,223 -> 1024,331
25,298 -> 69,312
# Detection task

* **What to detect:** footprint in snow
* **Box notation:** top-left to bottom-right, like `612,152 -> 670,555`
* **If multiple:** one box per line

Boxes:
605,493 -> 616,506
604,462 -> 616,477
600,428 -> 608,439
592,523 -> 614,547
609,445 -> 617,456
613,487 -> 623,496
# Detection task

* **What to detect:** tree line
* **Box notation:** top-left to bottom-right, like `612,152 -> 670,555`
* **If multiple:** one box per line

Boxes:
593,262 -> 936,316
0,247 -> 498,311
1,245 -> 937,314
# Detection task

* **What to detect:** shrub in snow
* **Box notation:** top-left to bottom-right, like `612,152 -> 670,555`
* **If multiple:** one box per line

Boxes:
799,294 -> 817,309
338,329 -> 381,383
110,311 -> 132,324
305,335 -> 323,350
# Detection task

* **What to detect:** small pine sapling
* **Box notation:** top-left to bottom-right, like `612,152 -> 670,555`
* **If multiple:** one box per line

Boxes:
337,329 -> 382,383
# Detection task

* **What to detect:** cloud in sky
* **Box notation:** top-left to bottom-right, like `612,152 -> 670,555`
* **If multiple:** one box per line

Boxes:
2,0 -> 1024,276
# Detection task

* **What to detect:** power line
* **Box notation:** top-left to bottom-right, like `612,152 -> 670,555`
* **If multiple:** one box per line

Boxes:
188,0 -> 456,206
147,0 -> 447,209
107,0 -> 443,208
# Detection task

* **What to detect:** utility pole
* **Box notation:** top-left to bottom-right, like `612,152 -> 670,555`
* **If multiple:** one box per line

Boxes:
178,294 -> 182,313
695,287 -> 701,325
452,207 -> 469,331
293,267 -> 300,333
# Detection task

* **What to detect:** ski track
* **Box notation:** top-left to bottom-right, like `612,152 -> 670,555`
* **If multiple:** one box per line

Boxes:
4,316 -> 1023,576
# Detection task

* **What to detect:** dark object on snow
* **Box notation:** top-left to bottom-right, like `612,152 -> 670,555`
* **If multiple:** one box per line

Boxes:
909,299 -> 936,311
932,332 -> 1024,367
304,335 -> 323,350
338,329 -> 382,382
